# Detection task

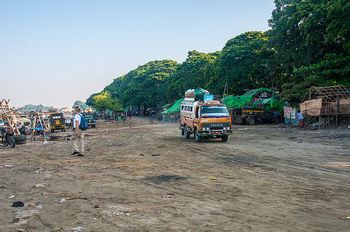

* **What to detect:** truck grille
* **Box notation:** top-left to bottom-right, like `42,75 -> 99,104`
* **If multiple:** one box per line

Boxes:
205,123 -> 230,129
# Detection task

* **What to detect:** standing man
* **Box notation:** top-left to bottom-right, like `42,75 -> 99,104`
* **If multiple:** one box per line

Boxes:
71,106 -> 85,156
296,110 -> 304,129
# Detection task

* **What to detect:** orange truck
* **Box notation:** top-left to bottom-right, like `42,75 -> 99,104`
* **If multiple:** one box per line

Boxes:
179,92 -> 232,142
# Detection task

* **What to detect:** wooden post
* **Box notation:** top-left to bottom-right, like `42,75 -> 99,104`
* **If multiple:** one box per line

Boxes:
319,116 -> 321,130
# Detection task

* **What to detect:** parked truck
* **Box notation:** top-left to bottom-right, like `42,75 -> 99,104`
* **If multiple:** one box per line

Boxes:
223,88 -> 282,125
179,89 -> 232,142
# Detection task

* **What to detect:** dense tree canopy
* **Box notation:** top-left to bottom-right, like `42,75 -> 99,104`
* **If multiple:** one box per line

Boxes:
92,91 -> 122,112
269,0 -> 350,101
217,31 -> 276,95
164,50 -> 220,101
88,60 -> 178,111
88,0 -> 349,112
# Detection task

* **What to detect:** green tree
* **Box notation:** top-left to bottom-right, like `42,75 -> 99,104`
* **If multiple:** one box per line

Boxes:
92,91 -> 123,112
104,60 -> 178,110
269,0 -> 350,102
164,50 -> 220,101
217,31 -> 276,95
87,0 -> 350,107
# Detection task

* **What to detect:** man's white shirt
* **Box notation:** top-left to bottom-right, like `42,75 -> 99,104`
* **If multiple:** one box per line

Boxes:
74,114 -> 81,128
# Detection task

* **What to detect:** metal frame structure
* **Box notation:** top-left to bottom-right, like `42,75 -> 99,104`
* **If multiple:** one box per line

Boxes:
0,99 -> 20,135
302,85 -> 350,128
30,112 -> 50,141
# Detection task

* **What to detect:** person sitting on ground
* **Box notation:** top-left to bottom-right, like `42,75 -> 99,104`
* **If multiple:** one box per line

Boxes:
71,106 -> 85,156
36,121 -> 43,130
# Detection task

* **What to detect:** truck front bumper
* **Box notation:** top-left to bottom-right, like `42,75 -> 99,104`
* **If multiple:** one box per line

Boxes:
199,130 -> 232,137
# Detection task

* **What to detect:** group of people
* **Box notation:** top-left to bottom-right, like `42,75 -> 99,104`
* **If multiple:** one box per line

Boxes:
12,106 -> 305,157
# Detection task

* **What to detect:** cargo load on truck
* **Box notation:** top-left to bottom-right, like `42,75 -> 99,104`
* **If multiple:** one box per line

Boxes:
185,88 -> 210,101
223,88 -> 283,125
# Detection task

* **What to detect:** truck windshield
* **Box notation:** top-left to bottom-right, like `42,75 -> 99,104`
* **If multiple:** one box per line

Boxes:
201,106 -> 229,118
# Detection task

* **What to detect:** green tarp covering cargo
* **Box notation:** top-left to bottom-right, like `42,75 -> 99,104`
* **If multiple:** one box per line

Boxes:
223,88 -> 280,110
222,88 -> 283,125
185,88 -> 210,101
162,98 -> 184,115
162,88 -> 210,115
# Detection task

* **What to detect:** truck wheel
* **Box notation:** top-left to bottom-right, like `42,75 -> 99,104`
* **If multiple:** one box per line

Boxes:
184,126 -> 190,139
13,135 -> 27,145
51,129 -> 54,133
248,117 -> 256,125
194,130 -> 201,142
221,135 -> 228,142
256,117 -> 262,124
181,127 -> 184,136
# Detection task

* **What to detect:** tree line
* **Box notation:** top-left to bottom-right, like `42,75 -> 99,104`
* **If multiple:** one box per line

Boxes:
87,0 -> 349,112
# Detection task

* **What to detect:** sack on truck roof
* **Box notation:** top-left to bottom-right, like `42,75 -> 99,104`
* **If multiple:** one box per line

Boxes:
185,88 -> 210,101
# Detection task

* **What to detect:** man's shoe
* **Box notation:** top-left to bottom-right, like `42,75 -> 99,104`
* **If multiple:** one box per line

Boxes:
71,151 -> 80,155
77,153 -> 84,157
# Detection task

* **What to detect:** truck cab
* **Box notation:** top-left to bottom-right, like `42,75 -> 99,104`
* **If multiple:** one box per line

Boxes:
180,99 -> 232,142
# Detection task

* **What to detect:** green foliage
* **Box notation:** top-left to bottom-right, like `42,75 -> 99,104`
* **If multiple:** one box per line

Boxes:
89,60 -> 178,111
164,50 -> 220,101
86,93 -> 99,106
116,60 -> 178,108
92,91 -> 123,112
269,0 -> 350,101
88,0 -> 349,107
217,31 -> 277,95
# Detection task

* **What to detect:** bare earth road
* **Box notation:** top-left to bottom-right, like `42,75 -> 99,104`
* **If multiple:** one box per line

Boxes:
0,118 -> 349,232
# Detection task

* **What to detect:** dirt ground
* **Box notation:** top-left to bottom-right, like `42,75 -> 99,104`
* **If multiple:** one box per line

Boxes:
0,118 -> 349,232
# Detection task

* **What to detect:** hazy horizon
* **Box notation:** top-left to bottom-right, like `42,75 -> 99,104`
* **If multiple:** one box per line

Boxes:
0,0 -> 274,108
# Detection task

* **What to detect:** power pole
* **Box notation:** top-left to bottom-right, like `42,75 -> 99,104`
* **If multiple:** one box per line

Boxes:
223,83 -> 228,98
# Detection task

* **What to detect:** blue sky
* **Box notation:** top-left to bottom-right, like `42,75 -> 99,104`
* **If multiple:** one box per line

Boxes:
0,0 -> 275,108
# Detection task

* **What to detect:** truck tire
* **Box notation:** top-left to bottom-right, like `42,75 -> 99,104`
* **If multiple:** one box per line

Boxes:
181,127 -> 184,136
13,135 -> 27,144
194,130 -> 201,142
184,126 -> 190,139
248,117 -> 256,125
221,135 -> 228,142
256,117 -> 262,124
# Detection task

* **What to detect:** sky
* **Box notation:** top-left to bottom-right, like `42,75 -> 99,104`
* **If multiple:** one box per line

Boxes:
0,0 -> 275,108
